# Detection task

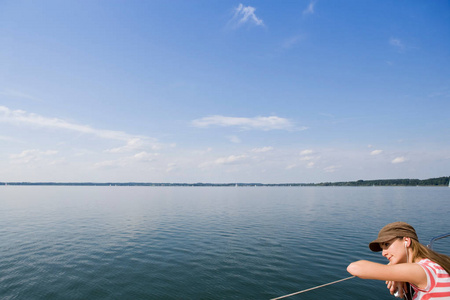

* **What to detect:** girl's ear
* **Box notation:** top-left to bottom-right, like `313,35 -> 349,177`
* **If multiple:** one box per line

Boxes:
404,237 -> 410,247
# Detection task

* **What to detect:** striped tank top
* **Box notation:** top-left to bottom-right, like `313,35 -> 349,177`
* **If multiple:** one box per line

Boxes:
412,258 -> 450,300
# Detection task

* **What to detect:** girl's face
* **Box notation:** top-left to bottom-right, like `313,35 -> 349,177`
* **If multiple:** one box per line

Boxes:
380,238 -> 407,264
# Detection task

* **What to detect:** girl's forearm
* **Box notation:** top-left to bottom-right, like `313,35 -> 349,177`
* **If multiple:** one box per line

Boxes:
347,260 -> 387,279
347,260 -> 426,287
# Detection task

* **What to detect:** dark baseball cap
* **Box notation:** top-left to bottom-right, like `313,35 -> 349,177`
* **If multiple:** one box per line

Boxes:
369,222 -> 419,252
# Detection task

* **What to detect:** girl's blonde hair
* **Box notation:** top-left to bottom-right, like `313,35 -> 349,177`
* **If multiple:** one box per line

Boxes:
410,239 -> 450,275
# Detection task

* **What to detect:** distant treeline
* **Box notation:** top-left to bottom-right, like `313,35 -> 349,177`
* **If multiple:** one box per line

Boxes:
311,176 -> 450,187
1,176 -> 449,187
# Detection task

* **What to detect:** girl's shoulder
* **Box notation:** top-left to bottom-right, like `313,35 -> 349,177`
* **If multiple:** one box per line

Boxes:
412,258 -> 450,297
417,258 -> 446,272
416,258 -> 432,266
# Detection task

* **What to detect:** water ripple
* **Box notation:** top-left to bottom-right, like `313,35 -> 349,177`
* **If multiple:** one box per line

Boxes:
0,186 -> 448,299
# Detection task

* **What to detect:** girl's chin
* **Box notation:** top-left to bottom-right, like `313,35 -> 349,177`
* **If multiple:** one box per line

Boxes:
389,258 -> 399,264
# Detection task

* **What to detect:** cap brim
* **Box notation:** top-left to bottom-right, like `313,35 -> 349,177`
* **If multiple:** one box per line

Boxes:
369,235 -> 398,252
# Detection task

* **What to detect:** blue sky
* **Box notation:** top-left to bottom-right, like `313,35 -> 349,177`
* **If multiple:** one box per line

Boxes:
1,0 -> 449,183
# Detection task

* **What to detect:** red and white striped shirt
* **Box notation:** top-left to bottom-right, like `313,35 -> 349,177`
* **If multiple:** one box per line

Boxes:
412,258 -> 450,300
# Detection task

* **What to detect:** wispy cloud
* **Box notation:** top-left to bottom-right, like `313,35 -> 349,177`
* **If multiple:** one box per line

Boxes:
324,165 -> 339,173
0,89 -> 41,102
428,87 -> 450,99
285,149 -> 319,170
192,115 -> 303,131
0,106 -> 141,141
192,147 -> 213,155
0,105 -> 162,155
370,149 -> 383,155
286,164 -> 297,170
227,135 -> 241,144
228,4 -> 264,29
215,154 -> 248,165
303,1 -> 316,16
300,149 -> 314,156
94,151 -> 159,169
199,154 -> 249,169
282,35 -> 305,49
299,149 -> 319,166
306,162 -> 315,168
105,138 -> 160,153
166,162 -> 179,173
0,135 -> 20,142
392,156 -> 407,164
10,149 -> 59,164
251,146 -> 273,153
300,156 -> 315,161
389,37 -> 405,52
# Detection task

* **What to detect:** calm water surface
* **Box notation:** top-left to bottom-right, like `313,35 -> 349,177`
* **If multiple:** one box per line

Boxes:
0,186 -> 449,299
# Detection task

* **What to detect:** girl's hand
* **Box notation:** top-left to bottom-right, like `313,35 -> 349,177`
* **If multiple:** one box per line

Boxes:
386,281 -> 406,298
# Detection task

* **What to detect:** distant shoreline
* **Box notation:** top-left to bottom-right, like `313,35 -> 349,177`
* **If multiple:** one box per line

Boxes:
2,176 -> 449,187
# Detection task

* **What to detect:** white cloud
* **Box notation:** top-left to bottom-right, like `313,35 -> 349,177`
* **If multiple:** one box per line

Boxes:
392,156 -> 407,164
0,135 -> 20,142
229,4 -> 264,29
300,149 -> 318,162
10,149 -> 58,164
286,164 -> 297,170
93,160 -> 119,169
282,35 -> 305,49
300,149 -> 314,156
251,146 -> 273,153
287,160 -> 315,170
300,156 -> 314,161
105,138 -> 157,153
94,151 -> 158,169
166,163 -> 177,172
370,150 -> 383,155
215,154 -> 248,165
428,87 -> 450,99
193,147 -> 213,155
324,165 -> 339,173
192,115 -> 300,131
390,37 -> 405,52
303,1 -> 316,15
199,154 -> 248,169
298,149 -> 320,167
0,105 -> 162,155
0,106 -> 150,142
0,89 -> 41,102
227,135 -> 241,144
133,151 -> 158,162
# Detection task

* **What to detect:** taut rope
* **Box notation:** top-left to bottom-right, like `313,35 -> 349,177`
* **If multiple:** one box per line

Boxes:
270,275 -> 355,300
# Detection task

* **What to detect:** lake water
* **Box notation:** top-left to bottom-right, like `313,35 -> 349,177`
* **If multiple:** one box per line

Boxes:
0,186 -> 449,299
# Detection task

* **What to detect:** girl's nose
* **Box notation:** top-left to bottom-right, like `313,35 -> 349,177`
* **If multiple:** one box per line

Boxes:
382,249 -> 388,258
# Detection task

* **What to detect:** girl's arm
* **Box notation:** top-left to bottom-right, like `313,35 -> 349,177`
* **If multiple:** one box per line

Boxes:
347,260 -> 427,288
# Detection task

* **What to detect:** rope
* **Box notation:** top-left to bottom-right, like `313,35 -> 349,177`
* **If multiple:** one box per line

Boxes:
271,232 -> 450,300
270,275 -> 355,300
427,232 -> 450,249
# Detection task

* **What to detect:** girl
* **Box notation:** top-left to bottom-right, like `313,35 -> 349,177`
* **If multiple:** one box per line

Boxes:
347,222 -> 450,299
